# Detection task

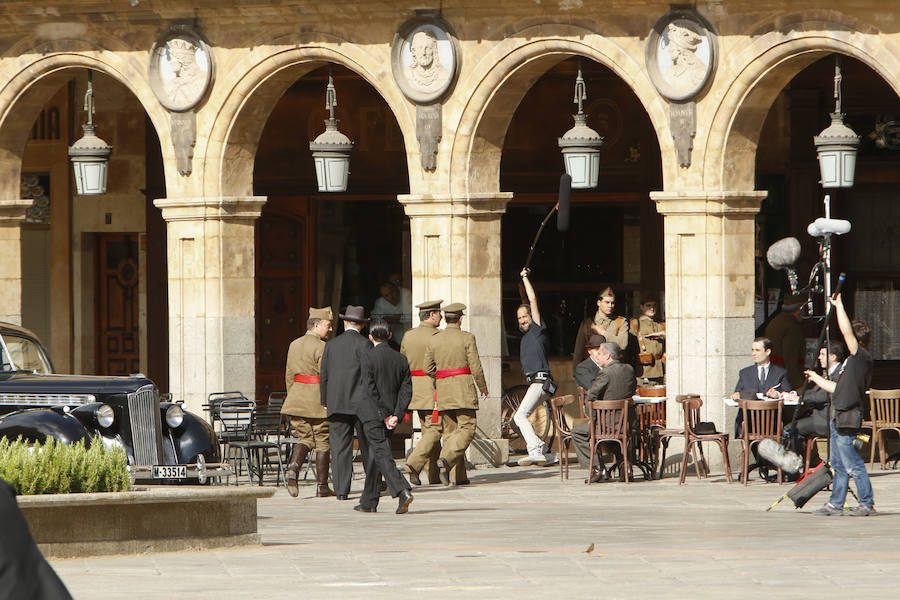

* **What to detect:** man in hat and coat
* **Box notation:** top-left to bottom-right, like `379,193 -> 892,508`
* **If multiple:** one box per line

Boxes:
354,318 -> 415,514
320,305 -> 373,499
282,306 -> 335,498
574,334 -> 607,391
424,303 -> 488,486
401,299 -> 444,485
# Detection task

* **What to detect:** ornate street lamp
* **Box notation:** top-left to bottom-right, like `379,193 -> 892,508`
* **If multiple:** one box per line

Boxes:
813,56 -> 860,189
557,61 -> 604,189
68,70 -> 112,195
309,67 -> 354,192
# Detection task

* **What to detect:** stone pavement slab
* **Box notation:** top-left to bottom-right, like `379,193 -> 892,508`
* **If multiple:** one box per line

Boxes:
50,464 -> 900,599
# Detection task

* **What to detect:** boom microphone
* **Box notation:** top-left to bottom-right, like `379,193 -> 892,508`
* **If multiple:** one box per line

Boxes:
557,173 -> 571,232
758,438 -> 802,474
766,237 -> 801,293
807,218 -> 851,238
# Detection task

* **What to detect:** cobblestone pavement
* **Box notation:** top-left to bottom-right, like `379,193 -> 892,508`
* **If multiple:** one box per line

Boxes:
51,463 -> 900,599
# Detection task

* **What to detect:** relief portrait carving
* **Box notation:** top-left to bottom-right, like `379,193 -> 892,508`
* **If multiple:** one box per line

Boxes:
148,27 -> 214,112
664,23 -> 707,92
406,30 -> 450,95
645,10 -> 717,103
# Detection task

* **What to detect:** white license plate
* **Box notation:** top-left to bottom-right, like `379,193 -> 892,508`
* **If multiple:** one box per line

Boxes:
152,465 -> 187,479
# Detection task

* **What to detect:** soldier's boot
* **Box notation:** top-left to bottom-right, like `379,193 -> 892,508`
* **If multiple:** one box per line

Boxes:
285,443 -> 310,498
315,450 -> 336,497
426,446 -> 441,484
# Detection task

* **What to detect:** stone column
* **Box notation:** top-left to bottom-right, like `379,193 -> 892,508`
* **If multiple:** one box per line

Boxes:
398,192 -> 513,466
154,196 -> 266,417
0,199 -> 34,325
651,191 -> 766,460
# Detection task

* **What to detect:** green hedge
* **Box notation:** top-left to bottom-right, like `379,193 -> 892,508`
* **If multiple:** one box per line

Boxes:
0,437 -> 131,495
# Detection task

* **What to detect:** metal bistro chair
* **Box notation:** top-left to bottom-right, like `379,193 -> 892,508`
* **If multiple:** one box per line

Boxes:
209,395 -> 256,485
678,395 -> 733,485
587,398 -> 632,483
550,394 -> 579,481
869,388 -> 900,469
738,399 -> 783,485
238,401 -> 288,486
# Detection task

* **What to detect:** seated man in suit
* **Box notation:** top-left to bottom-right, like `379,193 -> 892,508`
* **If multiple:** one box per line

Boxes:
731,336 -> 791,437
570,342 -> 636,482
574,334 -> 606,391
355,318 -> 414,514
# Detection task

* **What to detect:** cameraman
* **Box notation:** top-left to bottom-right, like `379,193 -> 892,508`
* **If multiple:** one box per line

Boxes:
806,293 -> 875,516
514,269 -> 556,467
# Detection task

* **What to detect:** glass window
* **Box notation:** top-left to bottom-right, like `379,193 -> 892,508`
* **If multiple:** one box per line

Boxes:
2,334 -> 52,374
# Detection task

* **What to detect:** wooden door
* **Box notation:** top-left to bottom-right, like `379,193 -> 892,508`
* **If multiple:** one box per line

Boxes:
256,196 -> 315,402
96,233 -> 140,376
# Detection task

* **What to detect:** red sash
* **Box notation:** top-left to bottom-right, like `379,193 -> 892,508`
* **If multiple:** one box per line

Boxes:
410,370 -> 427,376
436,367 -> 471,379
293,373 -> 320,384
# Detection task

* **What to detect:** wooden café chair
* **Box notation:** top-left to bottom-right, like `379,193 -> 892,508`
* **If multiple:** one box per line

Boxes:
738,399 -> 783,485
587,398 -> 632,483
550,394 -> 579,481
869,388 -> 900,469
678,395 -> 733,485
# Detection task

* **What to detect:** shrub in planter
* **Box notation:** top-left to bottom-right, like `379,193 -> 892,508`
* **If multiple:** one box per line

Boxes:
0,437 -> 131,495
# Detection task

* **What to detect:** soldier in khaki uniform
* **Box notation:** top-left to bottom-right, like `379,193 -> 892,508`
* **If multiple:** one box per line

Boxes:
282,306 -> 335,498
631,296 -> 665,384
424,303 -> 488,486
400,299 -> 444,485
572,287 -> 630,371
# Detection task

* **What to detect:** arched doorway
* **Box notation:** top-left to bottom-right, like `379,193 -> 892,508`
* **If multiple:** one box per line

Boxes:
13,68 -> 167,384
754,54 -> 900,386
498,56 -> 664,385
252,64 -> 409,399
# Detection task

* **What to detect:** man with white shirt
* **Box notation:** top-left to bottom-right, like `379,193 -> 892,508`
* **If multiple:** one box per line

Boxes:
731,337 -> 791,437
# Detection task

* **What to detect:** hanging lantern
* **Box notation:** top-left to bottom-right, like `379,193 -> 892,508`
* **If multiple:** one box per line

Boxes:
68,70 -> 112,195
309,68 -> 354,192
813,56 -> 860,189
558,61 -> 604,189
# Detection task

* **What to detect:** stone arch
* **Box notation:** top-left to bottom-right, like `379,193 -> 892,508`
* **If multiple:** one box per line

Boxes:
0,45 -> 170,202
449,26 -> 670,197
201,40 -> 413,199
704,26 -> 900,192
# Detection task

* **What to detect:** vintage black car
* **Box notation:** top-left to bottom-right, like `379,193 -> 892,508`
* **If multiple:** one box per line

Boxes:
0,322 -> 230,483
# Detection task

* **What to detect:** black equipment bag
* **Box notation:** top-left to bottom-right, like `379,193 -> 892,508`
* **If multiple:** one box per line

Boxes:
786,462 -> 833,509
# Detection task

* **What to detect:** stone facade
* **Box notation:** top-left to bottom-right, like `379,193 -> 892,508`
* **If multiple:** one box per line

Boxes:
1,2 -> 899,458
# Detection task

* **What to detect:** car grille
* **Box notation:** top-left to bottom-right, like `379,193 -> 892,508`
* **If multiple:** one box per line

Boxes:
127,385 -> 163,465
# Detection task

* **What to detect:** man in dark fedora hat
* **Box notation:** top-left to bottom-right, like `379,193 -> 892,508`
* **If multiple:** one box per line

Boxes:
320,305 -> 373,499
574,334 -> 607,394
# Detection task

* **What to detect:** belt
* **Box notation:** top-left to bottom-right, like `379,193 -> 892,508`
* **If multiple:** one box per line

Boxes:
436,367 -> 471,379
293,374 -> 320,384
410,370 -> 427,376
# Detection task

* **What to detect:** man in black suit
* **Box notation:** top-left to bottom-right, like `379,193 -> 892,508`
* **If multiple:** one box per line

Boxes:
354,318 -> 414,514
570,342 -> 636,481
574,334 -> 606,391
731,336 -> 791,437
320,305 -> 373,500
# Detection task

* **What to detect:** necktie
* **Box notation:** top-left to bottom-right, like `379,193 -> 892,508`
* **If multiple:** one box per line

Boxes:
758,366 -> 765,383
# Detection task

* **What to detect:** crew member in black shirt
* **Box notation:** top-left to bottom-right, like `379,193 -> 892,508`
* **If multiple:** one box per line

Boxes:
514,268 -> 555,466
807,293 -> 875,516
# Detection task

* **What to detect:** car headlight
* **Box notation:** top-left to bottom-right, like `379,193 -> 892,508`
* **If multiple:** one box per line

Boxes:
165,405 -> 184,428
96,404 -> 114,428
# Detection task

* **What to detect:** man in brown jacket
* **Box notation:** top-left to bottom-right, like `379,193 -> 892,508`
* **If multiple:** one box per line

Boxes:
572,287 -> 630,371
282,306 -> 334,498
400,299 -> 444,485
424,303 -> 488,486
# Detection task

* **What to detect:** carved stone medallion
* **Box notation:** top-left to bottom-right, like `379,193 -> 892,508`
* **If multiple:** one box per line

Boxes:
645,9 -> 717,102
391,12 -> 458,105
148,25 -> 214,112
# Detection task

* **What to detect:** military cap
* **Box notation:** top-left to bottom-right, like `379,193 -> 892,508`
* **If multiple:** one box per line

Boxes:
597,286 -> 615,299
309,306 -> 333,321
443,302 -> 466,315
585,334 -> 607,349
415,299 -> 443,310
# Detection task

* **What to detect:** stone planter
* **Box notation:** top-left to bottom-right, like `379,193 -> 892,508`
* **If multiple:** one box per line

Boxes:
17,486 -> 275,558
